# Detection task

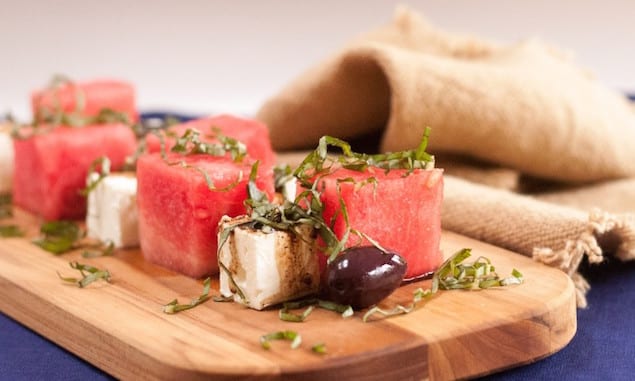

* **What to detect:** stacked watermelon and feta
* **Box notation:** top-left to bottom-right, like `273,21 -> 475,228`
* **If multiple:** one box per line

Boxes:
13,123 -> 137,220
137,152 -> 274,278
218,136 -> 444,309
316,166 -> 444,279
12,79 -> 139,220
135,113 -> 279,277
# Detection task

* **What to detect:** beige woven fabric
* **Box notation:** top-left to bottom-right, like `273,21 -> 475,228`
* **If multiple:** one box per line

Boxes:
443,176 -> 635,307
259,7 -> 635,307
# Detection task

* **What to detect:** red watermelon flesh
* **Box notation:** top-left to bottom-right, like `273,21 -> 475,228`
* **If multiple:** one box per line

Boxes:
12,123 -> 137,220
317,166 -> 444,279
136,152 -> 274,278
145,114 -> 276,168
31,79 -> 138,122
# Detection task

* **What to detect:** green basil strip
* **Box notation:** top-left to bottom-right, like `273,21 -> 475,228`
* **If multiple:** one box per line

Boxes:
212,295 -> 234,302
280,299 -> 353,321
279,305 -> 315,322
217,261 -> 248,304
162,277 -> 212,314
170,127 -> 246,162
33,220 -> 82,255
0,225 -> 24,237
34,237 -> 76,255
362,287 -> 433,322
0,194 -> 12,219
317,300 -> 354,318
82,240 -> 115,258
57,261 -> 111,288
363,248 -> 524,322
311,343 -> 327,354
80,156 -> 111,196
260,330 -> 302,350
77,270 -> 112,288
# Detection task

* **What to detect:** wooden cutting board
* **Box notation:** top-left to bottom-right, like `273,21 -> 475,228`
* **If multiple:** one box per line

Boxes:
0,209 -> 576,381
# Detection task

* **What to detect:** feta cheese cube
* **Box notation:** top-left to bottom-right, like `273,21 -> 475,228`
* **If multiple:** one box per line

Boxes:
280,176 -> 297,202
0,127 -> 14,194
218,216 -> 320,310
86,173 -> 139,248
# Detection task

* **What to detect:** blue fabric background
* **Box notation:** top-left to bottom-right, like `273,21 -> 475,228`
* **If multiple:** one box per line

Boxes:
2,109 -> 634,380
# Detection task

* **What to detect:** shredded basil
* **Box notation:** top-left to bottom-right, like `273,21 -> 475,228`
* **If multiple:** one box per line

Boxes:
0,193 -> 24,238
123,139 -> 147,171
0,224 -> 24,237
279,305 -> 315,322
158,127 -> 248,192
273,164 -> 293,186
279,298 -> 353,321
362,248 -> 524,322
33,75 -> 80,124
293,128 -> 434,187
0,194 -> 21,236
260,330 -> 302,350
92,108 -> 130,125
14,75 -> 134,135
169,161 -> 243,192
33,74 -> 127,127
33,221 -> 83,254
162,277 -> 212,314
212,295 -> 234,302
218,261 -> 248,304
82,240 -> 115,258
12,107 -> 133,140
80,156 -> 111,196
317,299 -> 354,318
434,248 -> 524,291
32,220 -> 112,256
0,194 -> 13,219
35,108 -> 130,129
311,343 -> 327,354
57,261 -> 112,288
170,127 -> 247,162
259,330 -> 326,354
363,287 -> 434,322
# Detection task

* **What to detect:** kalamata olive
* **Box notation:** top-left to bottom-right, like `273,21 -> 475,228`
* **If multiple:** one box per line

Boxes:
322,246 -> 407,309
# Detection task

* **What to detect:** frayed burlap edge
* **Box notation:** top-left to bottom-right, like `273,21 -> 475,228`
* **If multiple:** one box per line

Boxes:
442,176 -> 635,308
533,210 -> 635,308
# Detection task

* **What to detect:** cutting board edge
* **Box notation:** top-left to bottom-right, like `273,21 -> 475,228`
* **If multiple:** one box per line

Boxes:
429,275 -> 577,380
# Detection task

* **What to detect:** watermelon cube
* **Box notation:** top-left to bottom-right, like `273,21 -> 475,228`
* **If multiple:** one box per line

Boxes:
145,115 -> 276,168
12,123 -> 137,220
317,167 -> 444,279
31,79 -> 138,123
136,153 -> 274,278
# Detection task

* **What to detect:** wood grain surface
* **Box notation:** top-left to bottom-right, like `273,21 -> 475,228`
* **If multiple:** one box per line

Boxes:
0,209 -> 576,380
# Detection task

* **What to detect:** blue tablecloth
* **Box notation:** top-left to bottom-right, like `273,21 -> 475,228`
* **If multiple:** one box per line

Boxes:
2,255 -> 634,380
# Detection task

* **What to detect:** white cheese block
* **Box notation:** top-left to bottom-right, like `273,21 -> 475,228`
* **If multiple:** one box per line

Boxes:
218,216 -> 319,310
281,176 -> 297,202
0,128 -> 14,194
86,173 -> 139,248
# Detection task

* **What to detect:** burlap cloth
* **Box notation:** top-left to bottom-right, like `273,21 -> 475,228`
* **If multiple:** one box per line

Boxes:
256,7 -> 635,307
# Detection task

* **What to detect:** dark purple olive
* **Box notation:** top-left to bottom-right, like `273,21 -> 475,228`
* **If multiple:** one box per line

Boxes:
322,246 -> 407,309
